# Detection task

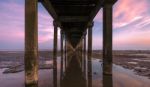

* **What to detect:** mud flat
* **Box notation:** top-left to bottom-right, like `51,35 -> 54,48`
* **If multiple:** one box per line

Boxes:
2,61 -> 53,74
0,58 -> 150,87
113,53 -> 150,79
92,50 -> 150,79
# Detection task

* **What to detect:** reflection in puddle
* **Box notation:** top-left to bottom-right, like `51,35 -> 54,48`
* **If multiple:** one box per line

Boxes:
132,59 -> 150,62
92,59 -> 150,87
127,62 -> 138,65
0,58 -> 150,87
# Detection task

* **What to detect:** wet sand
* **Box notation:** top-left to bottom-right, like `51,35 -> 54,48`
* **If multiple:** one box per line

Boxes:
92,50 -> 150,79
92,59 -> 150,87
0,58 -> 150,87
113,55 -> 150,79
0,51 -> 150,87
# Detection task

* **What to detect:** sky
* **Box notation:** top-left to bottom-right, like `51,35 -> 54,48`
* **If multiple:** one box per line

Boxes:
0,0 -> 150,50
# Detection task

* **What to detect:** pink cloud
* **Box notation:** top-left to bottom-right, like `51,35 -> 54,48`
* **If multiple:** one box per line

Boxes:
113,0 -> 149,28
113,29 -> 150,49
0,29 -> 24,43
0,1 -> 24,17
135,16 -> 150,28
38,27 -> 61,43
38,27 -> 54,43
94,10 -> 103,22
95,0 -> 150,29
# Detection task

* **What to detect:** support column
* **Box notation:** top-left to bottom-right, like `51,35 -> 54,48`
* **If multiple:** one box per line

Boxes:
103,3 -> 113,87
87,22 -> 93,87
83,34 -> 87,76
81,39 -> 83,69
53,21 -> 58,87
60,30 -> 64,84
25,0 -> 38,87
64,36 -> 67,70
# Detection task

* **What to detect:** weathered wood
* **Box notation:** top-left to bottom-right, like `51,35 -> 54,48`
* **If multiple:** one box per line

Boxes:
80,40 -> 83,69
103,4 -> 113,87
87,22 -> 93,87
25,0 -> 38,87
83,35 -> 87,76
60,30 -> 64,83
40,0 -> 61,27
65,36 -> 67,70
66,41 -> 69,67
24,0 -> 38,87
59,16 -> 88,22
41,0 -> 58,20
104,0 -> 118,5
53,21 -> 58,87
88,0 -> 104,24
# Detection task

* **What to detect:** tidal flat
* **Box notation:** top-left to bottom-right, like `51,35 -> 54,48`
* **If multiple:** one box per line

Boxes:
0,50 -> 150,87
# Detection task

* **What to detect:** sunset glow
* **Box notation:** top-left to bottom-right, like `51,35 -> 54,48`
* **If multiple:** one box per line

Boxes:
0,0 -> 150,50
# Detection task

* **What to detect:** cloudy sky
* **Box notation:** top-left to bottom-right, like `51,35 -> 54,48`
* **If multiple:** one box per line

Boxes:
0,0 -> 150,50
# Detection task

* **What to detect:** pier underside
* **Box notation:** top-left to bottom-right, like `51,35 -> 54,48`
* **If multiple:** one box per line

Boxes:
25,0 -> 117,87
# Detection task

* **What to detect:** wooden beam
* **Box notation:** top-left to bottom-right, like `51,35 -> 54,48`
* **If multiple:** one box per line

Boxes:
25,0 -> 38,86
41,0 -> 58,19
104,0 -> 118,5
59,16 -> 88,22
49,1 -> 96,6
88,0 -> 117,24
40,0 -> 61,27
67,29 -> 82,33
88,0 -> 104,23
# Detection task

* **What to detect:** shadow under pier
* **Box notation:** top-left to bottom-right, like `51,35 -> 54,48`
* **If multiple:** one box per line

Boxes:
61,54 -> 86,87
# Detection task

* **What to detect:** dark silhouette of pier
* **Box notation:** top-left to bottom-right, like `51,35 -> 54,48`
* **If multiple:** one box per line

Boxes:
25,0 -> 117,87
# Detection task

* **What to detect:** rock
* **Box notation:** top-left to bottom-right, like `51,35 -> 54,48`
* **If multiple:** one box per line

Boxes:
3,61 -> 53,74
3,65 -> 24,74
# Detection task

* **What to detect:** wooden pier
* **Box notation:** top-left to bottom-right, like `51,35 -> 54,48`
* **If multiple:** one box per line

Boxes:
25,0 -> 117,87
